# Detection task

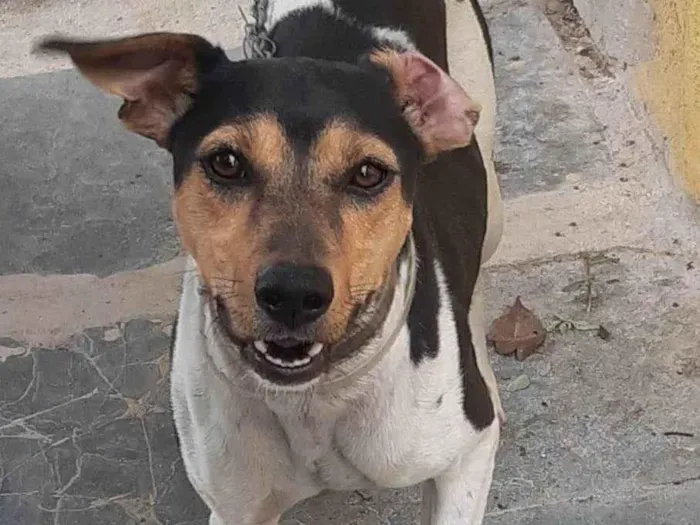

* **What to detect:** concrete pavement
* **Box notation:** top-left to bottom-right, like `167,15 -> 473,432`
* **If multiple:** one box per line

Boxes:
1,0 -> 698,524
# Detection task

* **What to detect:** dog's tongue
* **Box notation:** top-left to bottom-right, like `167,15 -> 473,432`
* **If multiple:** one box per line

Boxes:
267,340 -> 311,359
273,338 -> 302,348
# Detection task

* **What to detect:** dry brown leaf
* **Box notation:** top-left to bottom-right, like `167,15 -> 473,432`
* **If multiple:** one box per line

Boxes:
488,297 -> 546,361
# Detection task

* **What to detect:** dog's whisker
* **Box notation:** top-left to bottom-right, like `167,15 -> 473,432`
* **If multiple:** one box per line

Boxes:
210,278 -> 243,286
215,290 -> 244,299
172,267 -> 202,276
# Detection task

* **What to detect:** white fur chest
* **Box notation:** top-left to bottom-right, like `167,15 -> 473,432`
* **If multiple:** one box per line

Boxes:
170,257 -> 482,511
262,332 -> 471,491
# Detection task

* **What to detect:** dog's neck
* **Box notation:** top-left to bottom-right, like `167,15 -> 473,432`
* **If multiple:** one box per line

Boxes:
183,235 -> 416,398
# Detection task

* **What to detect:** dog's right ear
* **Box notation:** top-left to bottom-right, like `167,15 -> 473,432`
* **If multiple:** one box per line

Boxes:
36,33 -> 225,148
370,48 -> 481,160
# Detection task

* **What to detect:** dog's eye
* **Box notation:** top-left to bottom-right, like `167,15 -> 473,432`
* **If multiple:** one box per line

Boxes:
206,151 -> 247,183
349,163 -> 390,192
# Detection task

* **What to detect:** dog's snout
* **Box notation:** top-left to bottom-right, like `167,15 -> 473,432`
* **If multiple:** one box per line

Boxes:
255,264 -> 334,328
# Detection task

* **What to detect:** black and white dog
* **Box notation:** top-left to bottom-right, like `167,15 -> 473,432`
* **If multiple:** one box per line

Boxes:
40,0 -> 504,522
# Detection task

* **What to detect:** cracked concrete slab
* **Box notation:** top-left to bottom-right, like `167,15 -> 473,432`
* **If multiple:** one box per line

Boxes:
0,320 -> 208,525
1,0 -> 699,524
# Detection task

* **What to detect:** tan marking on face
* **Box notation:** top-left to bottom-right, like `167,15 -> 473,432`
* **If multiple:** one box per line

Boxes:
197,115 -> 289,176
172,114 -> 292,337
309,119 -> 412,341
369,49 -> 409,93
311,119 -> 400,180
174,115 -> 411,343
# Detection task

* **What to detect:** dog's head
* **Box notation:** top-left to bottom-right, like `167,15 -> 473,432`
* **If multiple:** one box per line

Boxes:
39,32 -> 480,385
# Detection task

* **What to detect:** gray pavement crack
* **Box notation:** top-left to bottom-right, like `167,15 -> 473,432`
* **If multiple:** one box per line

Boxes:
0,491 -> 41,497
0,389 -> 98,433
142,418 -> 158,502
0,436 -> 71,489
654,475 -> 700,488
48,428 -> 85,525
78,333 -> 127,401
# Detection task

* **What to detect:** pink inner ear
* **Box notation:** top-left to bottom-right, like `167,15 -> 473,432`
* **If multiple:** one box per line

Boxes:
400,52 -> 481,155
117,59 -> 182,100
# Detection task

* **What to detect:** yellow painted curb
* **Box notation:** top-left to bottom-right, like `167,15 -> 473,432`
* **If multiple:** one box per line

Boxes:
636,0 -> 700,202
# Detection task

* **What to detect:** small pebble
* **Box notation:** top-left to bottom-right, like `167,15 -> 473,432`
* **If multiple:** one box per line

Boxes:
0,344 -> 27,363
509,374 -> 531,392
103,328 -> 121,342
538,362 -> 553,377
597,325 -> 612,340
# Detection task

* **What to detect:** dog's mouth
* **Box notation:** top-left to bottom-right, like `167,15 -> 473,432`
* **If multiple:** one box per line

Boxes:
213,297 -> 329,385
251,339 -> 324,370
212,277 -> 397,386
243,337 -> 329,385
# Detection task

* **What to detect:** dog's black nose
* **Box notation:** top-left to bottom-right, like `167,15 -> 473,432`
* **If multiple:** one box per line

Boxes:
255,264 -> 334,328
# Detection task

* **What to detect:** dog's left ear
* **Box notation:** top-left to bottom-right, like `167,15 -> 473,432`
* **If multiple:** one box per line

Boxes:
36,33 -> 225,148
371,49 -> 481,158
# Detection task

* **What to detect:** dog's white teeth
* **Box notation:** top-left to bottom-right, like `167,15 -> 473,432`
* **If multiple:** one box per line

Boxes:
291,357 -> 312,367
255,341 -> 322,369
263,354 -> 312,368
307,343 -> 324,357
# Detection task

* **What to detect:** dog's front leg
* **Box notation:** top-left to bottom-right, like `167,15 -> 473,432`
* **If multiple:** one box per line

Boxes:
421,421 -> 499,525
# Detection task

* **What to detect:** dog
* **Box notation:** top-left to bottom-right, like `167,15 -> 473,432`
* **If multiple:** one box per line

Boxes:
39,0 -> 505,522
